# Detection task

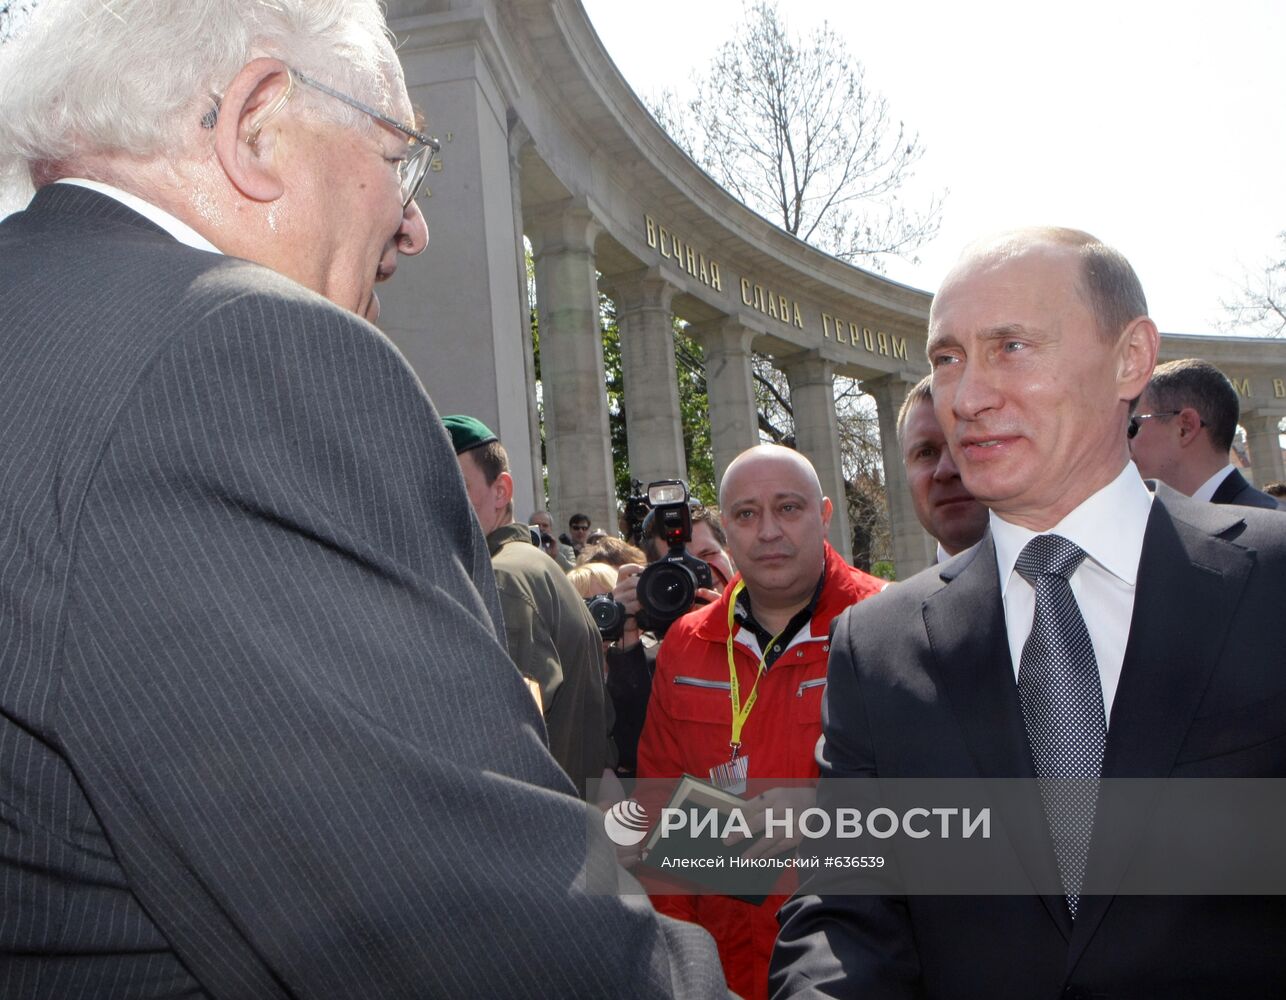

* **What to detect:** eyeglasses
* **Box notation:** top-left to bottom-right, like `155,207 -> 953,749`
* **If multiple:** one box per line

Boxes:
202,67 -> 440,209
1127,410 -> 1201,440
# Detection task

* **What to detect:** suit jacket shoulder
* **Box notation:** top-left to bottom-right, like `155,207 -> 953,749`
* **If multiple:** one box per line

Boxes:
1211,468 -> 1282,510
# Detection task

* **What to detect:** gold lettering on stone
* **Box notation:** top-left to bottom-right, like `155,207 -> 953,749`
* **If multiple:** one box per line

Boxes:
793,302 -> 804,328
892,335 -> 909,361
848,323 -> 860,348
1231,376 -> 1251,396
863,327 -> 875,352
1274,378 -> 1285,398
768,293 -> 779,319
877,331 -> 890,356
741,278 -> 753,307
821,313 -> 834,339
643,213 -> 723,292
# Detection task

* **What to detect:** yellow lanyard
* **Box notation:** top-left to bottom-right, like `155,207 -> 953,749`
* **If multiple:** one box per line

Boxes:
725,580 -> 787,760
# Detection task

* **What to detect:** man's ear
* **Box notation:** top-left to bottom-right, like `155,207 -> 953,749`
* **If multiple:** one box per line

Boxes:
820,496 -> 833,531
494,471 -> 514,511
1175,406 -> 1205,447
1116,316 -> 1159,403
212,58 -> 293,202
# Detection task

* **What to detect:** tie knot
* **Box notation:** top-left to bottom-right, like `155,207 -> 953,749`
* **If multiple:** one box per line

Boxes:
1016,534 -> 1087,584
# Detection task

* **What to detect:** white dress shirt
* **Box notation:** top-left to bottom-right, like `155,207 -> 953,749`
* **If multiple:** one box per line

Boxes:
1191,464 -> 1236,503
990,462 -> 1153,723
57,178 -> 222,255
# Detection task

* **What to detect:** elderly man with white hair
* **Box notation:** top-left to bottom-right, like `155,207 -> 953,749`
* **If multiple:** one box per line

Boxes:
0,3 -> 727,997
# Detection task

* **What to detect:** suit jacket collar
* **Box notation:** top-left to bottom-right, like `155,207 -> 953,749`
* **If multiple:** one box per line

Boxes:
1210,467 -> 1250,505
17,181 -> 173,237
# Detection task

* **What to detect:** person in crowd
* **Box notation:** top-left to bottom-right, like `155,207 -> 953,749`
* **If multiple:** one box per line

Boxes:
567,561 -> 620,601
897,374 -> 989,559
445,416 -> 612,799
578,536 -> 648,568
606,504 -> 734,779
639,445 -> 887,1000
0,2 -> 728,995
773,227 -> 1286,998
530,509 -> 576,570
1128,358 -> 1281,509
568,512 -> 593,555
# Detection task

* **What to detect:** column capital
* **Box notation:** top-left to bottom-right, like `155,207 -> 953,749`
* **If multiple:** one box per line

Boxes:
507,112 -> 532,165
779,351 -> 835,387
859,369 -> 926,397
689,317 -> 757,357
525,197 -> 602,257
601,267 -> 677,314
1241,407 -> 1286,431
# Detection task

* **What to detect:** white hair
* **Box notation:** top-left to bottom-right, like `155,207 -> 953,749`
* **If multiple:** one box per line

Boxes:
0,0 -> 400,186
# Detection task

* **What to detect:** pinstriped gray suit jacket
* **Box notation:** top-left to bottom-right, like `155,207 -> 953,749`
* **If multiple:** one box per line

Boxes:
0,185 -> 726,999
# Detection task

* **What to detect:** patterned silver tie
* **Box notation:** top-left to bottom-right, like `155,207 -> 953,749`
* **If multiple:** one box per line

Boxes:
1016,534 -> 1106,919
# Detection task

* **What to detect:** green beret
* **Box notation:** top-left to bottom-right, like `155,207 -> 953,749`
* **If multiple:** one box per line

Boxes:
442,414 -> 499,455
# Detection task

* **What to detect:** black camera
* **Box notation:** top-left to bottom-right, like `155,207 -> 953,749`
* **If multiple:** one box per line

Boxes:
585,594 -> 627,643
621,479 -> 652,547
636,479 -> 712,634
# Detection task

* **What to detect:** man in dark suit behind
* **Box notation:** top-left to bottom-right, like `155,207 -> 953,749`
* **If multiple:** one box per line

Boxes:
772,228 -> 1286,998
1129,357 -> 1282,510
0,2 -> 726,997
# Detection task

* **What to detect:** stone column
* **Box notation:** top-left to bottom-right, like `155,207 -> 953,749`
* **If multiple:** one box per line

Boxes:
1242,410 -> 1286,487
380,10 -> 538,514
690,319 -> 758,493
507,119 -> 544,515
527,199 -> 617,534
606,269 -> 687,487
863,373 -> 935,580
782,354 -> 853,564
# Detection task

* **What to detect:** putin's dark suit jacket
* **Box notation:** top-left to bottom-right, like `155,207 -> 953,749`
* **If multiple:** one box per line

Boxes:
1211,467 -> 1281,510
771,487 -> 1286,999
0,185 -> 725,999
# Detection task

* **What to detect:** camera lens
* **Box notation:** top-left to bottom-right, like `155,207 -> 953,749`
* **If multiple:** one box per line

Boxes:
585,594 -> 626,642
636,560 -> 697,625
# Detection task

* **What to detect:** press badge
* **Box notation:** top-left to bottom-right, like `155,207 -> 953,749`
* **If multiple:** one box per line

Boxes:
709,754 -> 748,795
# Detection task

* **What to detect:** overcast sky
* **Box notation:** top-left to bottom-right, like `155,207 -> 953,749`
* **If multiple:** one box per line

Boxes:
581,0 -> 1286,338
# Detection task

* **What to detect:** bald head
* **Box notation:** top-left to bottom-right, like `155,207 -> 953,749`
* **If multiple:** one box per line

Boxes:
719,445 -> 823,510
719,445 -> 832,627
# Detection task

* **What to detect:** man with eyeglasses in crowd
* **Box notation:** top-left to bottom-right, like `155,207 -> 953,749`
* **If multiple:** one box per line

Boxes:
1128,358 -> 1282,510
568,513 -> 594,556
0,2 -> 728,997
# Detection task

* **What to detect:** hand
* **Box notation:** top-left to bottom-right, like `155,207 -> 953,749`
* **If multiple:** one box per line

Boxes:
723,785 -> 818,859
694,587 -> 721,606
612,563 -> 645,648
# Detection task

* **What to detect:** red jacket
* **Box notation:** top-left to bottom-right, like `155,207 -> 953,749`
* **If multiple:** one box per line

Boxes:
636,543 -> 885,1000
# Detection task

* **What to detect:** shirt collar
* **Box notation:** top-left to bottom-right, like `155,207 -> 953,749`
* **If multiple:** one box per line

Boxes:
1192,464 -> 1236,503
56,178 -> 223,255
991,461 -> 1153,597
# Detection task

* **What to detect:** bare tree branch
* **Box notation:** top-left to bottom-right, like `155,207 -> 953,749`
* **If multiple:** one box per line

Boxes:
650,0 -> 944,271
1221,232 -> 1286,337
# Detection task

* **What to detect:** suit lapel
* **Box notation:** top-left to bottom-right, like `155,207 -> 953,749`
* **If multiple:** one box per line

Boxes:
923,538 -> 1073,940
1068,491 -> 1254,966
